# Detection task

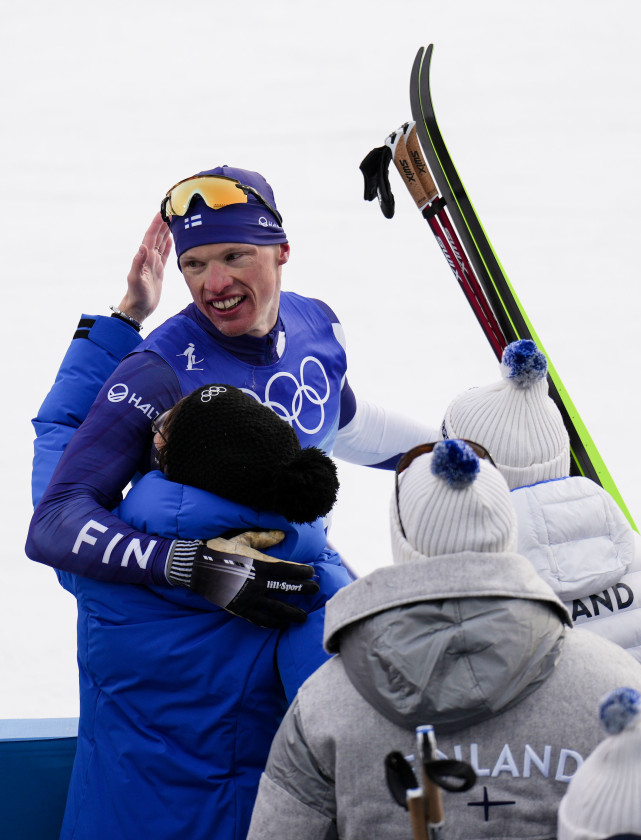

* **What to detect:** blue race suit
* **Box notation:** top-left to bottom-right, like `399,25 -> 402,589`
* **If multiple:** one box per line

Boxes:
27,294 -> 351,584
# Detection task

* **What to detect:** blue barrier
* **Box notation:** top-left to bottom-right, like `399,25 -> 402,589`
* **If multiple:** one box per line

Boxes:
0,718 -> 78,839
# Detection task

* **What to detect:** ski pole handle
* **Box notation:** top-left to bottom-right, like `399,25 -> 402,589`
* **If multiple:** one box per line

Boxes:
387,125 -> 437,210
406,788 -> 430,840
416,726 -> 445,840
402,122 -> 440,205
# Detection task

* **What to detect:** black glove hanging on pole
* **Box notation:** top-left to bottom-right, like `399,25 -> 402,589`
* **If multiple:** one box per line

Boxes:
167,530 -> 319,629
359,144 -> 395,219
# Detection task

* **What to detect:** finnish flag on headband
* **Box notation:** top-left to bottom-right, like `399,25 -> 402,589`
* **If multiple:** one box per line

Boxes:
184,214 -> 202,229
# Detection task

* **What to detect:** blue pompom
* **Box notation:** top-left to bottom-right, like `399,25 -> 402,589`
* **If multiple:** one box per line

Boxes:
431,440 -> 480,489
501,340 -> 547,389
599,687 -> 641,735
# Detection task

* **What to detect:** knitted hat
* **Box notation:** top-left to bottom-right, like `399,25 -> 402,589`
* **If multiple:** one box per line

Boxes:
393,439 -> 518,560
158,384 -> 338,524
557,687 -> 641,839
442,339 -> 570,489
168,165 -> 288,261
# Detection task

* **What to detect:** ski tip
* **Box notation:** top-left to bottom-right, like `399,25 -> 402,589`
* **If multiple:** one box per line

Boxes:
411,47 -> 424,80
411,45 -> 434,94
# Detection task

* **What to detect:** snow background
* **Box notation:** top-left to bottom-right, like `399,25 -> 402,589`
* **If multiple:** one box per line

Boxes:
2,0 -> 639,718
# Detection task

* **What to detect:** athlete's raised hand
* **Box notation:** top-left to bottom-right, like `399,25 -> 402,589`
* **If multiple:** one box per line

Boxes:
116,212 -> 173,325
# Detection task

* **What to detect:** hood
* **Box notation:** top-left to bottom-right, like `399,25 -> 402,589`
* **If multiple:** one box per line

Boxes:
324,552 -> 571,734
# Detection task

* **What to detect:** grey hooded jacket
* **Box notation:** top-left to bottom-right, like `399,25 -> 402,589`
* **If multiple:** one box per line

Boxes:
248,540 -> 641,840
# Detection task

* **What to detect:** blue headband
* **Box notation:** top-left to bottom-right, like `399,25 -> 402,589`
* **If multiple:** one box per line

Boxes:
169,166 -> 288,262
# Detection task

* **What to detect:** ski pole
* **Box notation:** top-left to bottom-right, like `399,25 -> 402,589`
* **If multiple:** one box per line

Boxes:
386,743 -> 477,839
407,788 -> 430,840
416,725 -> 444,840
402,123 -> 505,351
385,751 -> 429,840
386,122 -> 506,359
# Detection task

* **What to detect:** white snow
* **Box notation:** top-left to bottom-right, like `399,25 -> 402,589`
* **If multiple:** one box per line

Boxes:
2,0 -> 640,717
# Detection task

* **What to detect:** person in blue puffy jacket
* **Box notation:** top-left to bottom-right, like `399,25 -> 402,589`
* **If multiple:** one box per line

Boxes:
56,381 -> 350,840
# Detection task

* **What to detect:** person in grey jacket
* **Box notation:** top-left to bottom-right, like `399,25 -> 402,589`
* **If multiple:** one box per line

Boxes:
247,439 -> 641,840
443,339 -> 641,661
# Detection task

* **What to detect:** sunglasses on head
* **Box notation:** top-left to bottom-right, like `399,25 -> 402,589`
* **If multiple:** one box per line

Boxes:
160,174 -> 283,227
395,440 -> 496,540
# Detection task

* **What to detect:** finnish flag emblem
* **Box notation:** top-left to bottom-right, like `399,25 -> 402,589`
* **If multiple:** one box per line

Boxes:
184,214 -> 202,229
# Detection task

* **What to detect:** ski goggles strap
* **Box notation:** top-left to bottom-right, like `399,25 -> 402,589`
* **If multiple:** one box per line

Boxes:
160,174 -> 283,227
394,439 -> 496,539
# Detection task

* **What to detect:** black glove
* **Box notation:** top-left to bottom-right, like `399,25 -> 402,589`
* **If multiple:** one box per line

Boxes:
166,530 -> 319,628
359,144 -> 395,219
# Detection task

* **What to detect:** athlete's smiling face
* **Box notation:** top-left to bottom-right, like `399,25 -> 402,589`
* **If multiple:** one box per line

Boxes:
179,242 -> 289,338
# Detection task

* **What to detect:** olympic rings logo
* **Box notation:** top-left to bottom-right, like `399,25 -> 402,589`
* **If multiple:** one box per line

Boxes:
242,357 -> 330,435
200,385 -> 227,402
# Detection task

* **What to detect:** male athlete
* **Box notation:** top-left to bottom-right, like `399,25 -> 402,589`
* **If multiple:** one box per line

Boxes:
27,165 -> 437,626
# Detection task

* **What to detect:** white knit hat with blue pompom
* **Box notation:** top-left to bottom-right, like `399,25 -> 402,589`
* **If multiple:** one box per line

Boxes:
393,439 -> 518,560
442,339 -> 570,490
557,687 -> 641,839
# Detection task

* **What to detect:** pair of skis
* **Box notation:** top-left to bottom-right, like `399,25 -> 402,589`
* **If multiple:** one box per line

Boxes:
361,44 -> 636,530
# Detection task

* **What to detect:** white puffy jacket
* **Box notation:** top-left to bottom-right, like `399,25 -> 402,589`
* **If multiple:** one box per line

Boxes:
511,476 -> 641,661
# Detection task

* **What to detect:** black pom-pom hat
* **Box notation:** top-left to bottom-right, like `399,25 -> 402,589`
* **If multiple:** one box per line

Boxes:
158,383 -> 338,524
